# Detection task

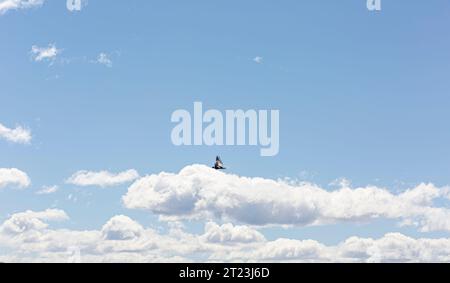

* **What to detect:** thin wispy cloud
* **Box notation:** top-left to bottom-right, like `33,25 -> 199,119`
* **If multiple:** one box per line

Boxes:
36,185 -> 58,195
67,169 -> 139,188
253,56 -> 263,64
95,52 -> 113,67
0,123 -> 31,144
30,44 -> 60,63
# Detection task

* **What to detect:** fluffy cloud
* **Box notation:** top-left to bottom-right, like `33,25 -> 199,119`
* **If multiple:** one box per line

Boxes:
217,238 -> 329,262
30,44 -> 60,62
96,215 -> 158,254
0,168 -> 31,189
123,165 -> 450,232
215,233 -> 450,263
2,209 -> 450,263
202,222 -> 265,244
0,209 -> 67,235
101,215 -> 144,241
0,210 -> 185,262
0,123 -> 31,144
67,169 -> 139,188
0,0 -> 44,14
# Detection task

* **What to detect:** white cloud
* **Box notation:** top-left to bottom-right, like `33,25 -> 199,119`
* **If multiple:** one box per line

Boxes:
215,233 -> 450,263
202,222 -> 265,244
0,209 -> 68,235
253,56 -> 263,64
36,185 -> 58,195
123,165 -> 450,232
96,52 -> 113,67
2,210 -> 450,262
30,44 -> 60,62
0,210 -> 181,262
221,238 -> 329,262
67,169 -> 139,188
101,215 -> 144,241
0,168 -> 31,189
0,0 -> 44,15
0,123 -> 31,144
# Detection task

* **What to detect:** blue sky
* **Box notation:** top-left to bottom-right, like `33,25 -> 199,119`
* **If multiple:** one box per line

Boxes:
1,1 -> 450,262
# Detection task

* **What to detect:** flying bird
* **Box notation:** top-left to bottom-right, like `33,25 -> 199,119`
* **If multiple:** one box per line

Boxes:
212,156 -> 226,170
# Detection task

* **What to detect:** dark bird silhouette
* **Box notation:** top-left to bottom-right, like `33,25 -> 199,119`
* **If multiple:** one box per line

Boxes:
212,156 -> 226,170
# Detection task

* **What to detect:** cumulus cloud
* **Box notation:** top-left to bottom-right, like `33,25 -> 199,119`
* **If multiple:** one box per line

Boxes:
214,233 -> 450,263
0,209 -> 68,235
0,123 -> 31,144
36,185 -> 58,195
0,0 -> 44,15
30,44 -> 60,62
219,238 -> 329,262
0,210 -> 182,262
1,209 -> 450,263
202,222 -> 265,244
0,168 -> 31,189
96,215 -> 159,254
123,165 -> 450,232
67,169 -> 139,188
101,215 -> 144,241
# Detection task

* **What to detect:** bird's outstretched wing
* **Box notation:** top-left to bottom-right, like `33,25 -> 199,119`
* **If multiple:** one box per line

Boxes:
216,156 -> 223,167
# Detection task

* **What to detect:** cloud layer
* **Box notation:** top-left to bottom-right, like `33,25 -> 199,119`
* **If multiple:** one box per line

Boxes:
0,123 -> 31,144
1,209 -> 450,263
0,168 -> 31,189
123,165 -> 450,232
2,165 -> 448,262
67,169 -> 139,188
